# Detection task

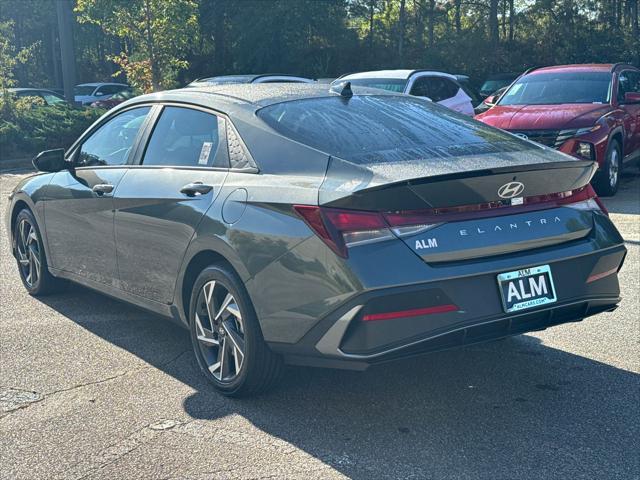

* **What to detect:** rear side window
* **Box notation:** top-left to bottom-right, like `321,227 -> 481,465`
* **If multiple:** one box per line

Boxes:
142,107 -> 228,167
411,77 -> 459,102
258,96 -> 517,164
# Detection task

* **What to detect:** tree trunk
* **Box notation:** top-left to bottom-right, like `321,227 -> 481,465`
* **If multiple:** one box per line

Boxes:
56,0 -> 76,102
213,0 -> 226,74
501,0 -> 507,41
414,0 -> 424,58
368,0 -> 375,62
143,0 -> 160,91
398,0 -> 406,64
427,0 -> 435,48
455,0 -> 461,34
489,0 -> 499,48
508,0 -> 515,42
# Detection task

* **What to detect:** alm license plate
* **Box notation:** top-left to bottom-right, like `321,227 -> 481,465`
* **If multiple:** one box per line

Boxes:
497,265 -> 557,313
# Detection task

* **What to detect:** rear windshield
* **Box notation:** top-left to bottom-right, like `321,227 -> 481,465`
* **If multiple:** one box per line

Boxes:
341,78 -> 407,93
498,71 -> 612,105
258,95 -> 520,164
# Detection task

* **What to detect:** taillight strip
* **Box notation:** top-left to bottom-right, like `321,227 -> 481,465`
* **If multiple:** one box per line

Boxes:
362,304 -> 459,321
586,267 -> 618,283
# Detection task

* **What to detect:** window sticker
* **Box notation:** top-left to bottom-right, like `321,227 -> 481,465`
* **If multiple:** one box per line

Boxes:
198,142 -> 213,165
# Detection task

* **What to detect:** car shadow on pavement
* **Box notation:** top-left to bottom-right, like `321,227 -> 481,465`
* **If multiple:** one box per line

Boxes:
38,287 -> 639,479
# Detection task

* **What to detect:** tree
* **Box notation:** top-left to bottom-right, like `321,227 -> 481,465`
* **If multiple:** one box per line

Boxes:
75,0 -> 198,92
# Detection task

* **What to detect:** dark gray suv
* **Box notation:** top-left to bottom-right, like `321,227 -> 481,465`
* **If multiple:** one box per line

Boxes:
7,84 -> 626,396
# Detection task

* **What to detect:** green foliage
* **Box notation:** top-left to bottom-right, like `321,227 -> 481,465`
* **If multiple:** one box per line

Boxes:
75,0 -> 198,92
0,97 -> 104,159
0,21 -> 38,91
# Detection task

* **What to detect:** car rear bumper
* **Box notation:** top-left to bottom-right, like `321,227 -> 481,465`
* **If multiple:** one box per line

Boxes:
274,243 -> 626,370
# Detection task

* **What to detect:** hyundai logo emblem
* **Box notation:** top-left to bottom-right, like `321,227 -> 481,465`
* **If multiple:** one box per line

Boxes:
514,133 -> 529,140
498,181 -> 525,199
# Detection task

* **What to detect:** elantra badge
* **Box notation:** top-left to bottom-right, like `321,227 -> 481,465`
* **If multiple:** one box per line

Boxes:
498,181 -> 525,199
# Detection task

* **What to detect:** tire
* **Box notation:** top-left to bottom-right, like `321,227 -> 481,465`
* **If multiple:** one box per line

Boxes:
594,139 -> 621,197
13,208 -> 63,296
188,264 -> 283,397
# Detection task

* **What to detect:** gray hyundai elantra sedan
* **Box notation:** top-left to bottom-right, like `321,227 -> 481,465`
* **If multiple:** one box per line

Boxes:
6,83 -> 626,396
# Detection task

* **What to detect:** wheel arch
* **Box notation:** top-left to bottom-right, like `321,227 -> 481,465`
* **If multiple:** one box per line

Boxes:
609,128 -> 623,152
174,241 -> 251,327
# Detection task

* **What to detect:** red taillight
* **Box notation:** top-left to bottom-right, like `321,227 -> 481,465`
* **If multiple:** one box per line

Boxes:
362,304 -> 459,322
294,185 -> 605,257
293,206 -> 389,258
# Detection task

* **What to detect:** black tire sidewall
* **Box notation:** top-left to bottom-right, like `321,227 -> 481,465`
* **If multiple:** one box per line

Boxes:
188,265 -> 261,395
14,209 -> 47,295
603,140 -> 621,195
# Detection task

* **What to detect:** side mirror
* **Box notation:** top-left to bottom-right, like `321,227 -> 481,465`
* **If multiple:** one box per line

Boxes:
32,149 -> 69,172
623,92 -> 640,104
485,94 -> 496,105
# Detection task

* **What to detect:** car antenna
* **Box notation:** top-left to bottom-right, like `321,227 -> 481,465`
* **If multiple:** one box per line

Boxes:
330,81 -> 353,98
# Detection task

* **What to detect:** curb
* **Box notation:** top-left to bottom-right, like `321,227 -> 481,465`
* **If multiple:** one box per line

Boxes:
0,157 -> 34,173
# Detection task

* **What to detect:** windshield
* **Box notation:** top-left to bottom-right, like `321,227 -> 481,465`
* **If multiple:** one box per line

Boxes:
258,95 -> 521,164
74,85 -> 96,96
340,78 -> 407,93
498,71 -> 611,105
480,79 -> 513,95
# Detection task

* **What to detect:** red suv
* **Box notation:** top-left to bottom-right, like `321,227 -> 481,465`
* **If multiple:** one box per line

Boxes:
476,64 -> 640,196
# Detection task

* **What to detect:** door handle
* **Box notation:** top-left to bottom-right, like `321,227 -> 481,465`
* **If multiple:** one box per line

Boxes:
92,184 -> 114,196
180,182 -> 213,197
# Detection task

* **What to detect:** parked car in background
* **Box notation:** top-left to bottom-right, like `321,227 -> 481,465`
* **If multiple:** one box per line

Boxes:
187,74 -> 315,87
8,88 -> 67,106
74,83 -> 129,105
474,86 -> 508,114
8,83 -> 625,396
335,70 -> 474,115
479,73 -> 519,98
455,74 -> 483,107
90,89 -> 135,109
476,63 -> 640,196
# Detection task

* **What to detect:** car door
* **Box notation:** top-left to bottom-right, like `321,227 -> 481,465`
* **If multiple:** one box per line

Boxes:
113,105 -> 230,303
617,70 -> 640,158
44,106 -> 152,286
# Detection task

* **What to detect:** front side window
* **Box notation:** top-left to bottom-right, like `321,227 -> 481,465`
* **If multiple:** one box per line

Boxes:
499,71 -> 612,105
618,71 -> 640,102
77,107 -> 150,167
41,91 -> 65,105
142,107 -> 227,167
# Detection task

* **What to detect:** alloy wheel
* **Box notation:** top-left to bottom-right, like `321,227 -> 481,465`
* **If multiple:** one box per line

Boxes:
609,148 -> 619,188
194,281 -> 246,382
16,219 -> 41,288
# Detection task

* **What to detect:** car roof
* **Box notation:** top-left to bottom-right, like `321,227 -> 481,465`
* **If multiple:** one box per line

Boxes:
190,74 -> 313,84
76,82 -> 128,87
528,64 -> 616,75
340,69 -> 456,81
123,83 -> 401,112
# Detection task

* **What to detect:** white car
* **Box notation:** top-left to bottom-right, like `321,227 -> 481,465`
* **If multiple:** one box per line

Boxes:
74,83 -> 130,105
334,70 -> 474,116
187,74 -> 315,87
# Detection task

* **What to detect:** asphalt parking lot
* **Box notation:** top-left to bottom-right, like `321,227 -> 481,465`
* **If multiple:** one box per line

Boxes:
1,167 -> 638,480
